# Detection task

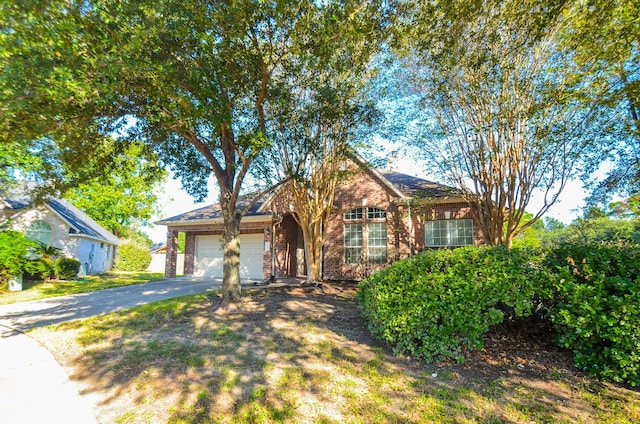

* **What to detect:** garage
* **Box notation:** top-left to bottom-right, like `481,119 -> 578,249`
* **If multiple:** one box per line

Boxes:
194,233 -> 264,279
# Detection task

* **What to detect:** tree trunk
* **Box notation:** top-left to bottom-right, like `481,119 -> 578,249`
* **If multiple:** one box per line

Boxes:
307,244 -> 322,283
219,198 -> 242,307
307,235 -> 323,283
301,218 -> 323,284
222,221 -> 242,303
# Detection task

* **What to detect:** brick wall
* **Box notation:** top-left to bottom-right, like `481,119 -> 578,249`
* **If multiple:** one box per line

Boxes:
323,166 -> 401,280
164,230 -> 178,278
162,164 -> 485,281
321,166 -> 485,280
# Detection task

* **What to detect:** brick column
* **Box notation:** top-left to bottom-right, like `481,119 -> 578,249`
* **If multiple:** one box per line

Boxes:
184,233 -> 196,275
263,226 -> 272,280
164,229 -> 178,279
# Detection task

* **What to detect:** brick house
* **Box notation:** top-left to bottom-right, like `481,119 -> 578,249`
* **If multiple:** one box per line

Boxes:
158,159 -> 483,281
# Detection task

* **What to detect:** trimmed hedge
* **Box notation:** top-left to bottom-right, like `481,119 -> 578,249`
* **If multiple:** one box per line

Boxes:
545,243 -> 640,386
358,246 -> 548,363
358,243 -> 640,386
54,257 -> 81,280
115,242 -> 152,272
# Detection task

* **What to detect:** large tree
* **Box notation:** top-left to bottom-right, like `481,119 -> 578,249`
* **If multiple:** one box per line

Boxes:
2,1 -> 386,305
0,1 -> 125,194
394,0 -> 610,247
64,143 -> 166,238
562,0 -> 640,203
266,110 -> 377,283
257,16 -> 382,283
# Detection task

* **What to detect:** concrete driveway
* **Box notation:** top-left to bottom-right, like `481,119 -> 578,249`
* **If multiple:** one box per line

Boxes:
0,276 -> 272,331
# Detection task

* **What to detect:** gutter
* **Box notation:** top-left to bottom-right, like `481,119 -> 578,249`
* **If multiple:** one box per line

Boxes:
157,213 -> 274,227
67,233 -> 121,245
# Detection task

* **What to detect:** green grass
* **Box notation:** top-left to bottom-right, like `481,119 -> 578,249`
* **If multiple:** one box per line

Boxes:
0,271 -> 164,304
28,290 -> 640,424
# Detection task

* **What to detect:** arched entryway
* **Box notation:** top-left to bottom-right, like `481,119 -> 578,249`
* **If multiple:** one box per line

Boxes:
276,214 -> 307,278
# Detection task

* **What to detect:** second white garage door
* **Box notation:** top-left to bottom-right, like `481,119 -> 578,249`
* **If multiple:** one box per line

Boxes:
194,234 -> 264,279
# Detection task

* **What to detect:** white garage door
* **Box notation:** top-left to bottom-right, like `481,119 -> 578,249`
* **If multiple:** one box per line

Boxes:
194,234 -> 264,279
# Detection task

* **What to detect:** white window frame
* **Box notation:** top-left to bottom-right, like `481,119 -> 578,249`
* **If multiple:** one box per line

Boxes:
344,223 -> 363,264
26,220 -> 53,245
367,222 -> 388,264
425,219 -> 474,247
343,207 -> 387,264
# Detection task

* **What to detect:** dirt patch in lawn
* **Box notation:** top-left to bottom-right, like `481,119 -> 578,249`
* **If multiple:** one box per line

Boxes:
30,281 -> 640,423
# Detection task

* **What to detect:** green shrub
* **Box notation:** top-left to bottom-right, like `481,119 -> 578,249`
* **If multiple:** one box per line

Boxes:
358,246 -> 548,363
0,230 -> 42,285
115,242 -> 152,272
39,257 -> 55,280
54,257 -> 81,280
23,257 -> 55,281
545,243 -> 640,386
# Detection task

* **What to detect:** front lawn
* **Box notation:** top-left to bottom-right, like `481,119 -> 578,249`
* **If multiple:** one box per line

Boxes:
0,271 -> 165,305
29,283 -> 640,424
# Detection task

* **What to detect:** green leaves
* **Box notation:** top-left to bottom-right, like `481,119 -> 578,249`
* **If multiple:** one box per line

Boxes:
53,257 -> 81,280
392,0 -> 616,246
63,143 -> 166,238
563,0 -> 640,202
546,243 -> 640,386
2,0 -> 389,295
358,246 -> 547,363
114,242 -> 152,272
0,231 -> 41,281
359,242 -> 640,386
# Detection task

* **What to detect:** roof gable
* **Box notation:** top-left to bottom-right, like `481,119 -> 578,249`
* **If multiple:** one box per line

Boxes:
156,156 -> 464,226
347,152 -> 463,201
47,199 -> 120,245
1,186 -> 119,245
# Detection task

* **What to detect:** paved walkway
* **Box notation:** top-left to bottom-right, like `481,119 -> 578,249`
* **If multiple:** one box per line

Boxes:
0,324 -> 98,423
0,277 -> 298,423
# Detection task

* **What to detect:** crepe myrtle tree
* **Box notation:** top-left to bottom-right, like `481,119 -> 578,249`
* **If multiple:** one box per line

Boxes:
1,0 -> 389,307
394,0 -> 612,247
255,17 -> 384,283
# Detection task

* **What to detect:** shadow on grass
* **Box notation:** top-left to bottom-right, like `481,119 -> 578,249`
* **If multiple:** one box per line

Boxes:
52,288 -> 640,424
0,272 -> 164,304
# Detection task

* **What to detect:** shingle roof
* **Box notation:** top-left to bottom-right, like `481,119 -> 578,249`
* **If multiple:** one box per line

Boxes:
156,197 -> 271,224
377,170 -> 462,199
48,199 -> 120,245
1,187 -> 120,245
157,168 -> 464,225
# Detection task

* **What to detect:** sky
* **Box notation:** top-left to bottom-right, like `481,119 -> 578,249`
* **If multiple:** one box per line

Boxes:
142,148 -> 588,243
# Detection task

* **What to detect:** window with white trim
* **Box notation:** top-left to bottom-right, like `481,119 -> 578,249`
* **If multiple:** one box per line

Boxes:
344,223 -> 363,264
425,219 -> 473,247
343,207 -> 387,264
26,220 -> 52,245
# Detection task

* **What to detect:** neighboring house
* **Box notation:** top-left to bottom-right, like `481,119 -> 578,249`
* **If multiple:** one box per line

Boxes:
158,158 -> 483,281
1,190 -> 120,275
147,243 -> 185,275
